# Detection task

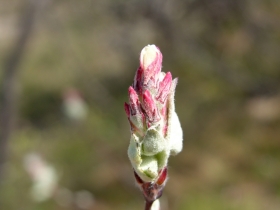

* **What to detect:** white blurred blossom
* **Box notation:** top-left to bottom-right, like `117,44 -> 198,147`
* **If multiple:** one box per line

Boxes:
24,153 -> 58,202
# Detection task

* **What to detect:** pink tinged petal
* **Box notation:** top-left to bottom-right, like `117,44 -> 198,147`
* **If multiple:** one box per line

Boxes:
140,45 -> 163,88
140,45 -> 159,70
142,90 -> 159,122
143,53 -> 162,87
156,72 -> 172,103
128,86 -> 140,116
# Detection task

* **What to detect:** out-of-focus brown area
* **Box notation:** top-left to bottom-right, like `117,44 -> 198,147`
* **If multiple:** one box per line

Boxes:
1,0 -> 280,209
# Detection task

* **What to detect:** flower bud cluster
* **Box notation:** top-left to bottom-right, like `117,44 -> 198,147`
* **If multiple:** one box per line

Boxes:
125,45 -> 183,183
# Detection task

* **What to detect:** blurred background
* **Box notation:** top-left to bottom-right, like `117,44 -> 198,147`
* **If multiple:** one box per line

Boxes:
1,0 -> 280,209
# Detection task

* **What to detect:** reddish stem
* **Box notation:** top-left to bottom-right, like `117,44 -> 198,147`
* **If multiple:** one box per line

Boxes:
145,200 -> 154,210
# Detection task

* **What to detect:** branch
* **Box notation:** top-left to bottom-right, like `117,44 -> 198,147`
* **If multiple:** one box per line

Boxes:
0,0 -> 42,181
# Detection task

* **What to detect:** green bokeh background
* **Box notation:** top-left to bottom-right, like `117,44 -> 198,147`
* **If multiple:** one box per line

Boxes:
1,0 -> 280,209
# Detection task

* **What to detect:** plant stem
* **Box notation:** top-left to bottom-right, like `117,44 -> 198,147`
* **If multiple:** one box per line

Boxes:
0,0 -> 41,182
145,200 -> 154,210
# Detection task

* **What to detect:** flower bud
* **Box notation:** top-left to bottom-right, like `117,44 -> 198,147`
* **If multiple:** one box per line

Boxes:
128,86 -> 140,116
140,45 -> 159,71
142,90 -> 160,123
140,45 -> 162,88
125,44 -> 183,184
156,72 -> 172,103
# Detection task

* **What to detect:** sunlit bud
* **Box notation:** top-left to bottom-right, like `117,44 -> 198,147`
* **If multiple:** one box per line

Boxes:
128,86 -> 140,116
125,44 -> 183,206
142,90 -> 159,123
140,45 -> 162,88
140,45 -> 159,71
156,72 -> 172,103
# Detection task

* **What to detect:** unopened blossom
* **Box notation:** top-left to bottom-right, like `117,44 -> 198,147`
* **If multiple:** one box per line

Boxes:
124,45 -> 183,203
63,88 -> 88,122
24,153 -> 58,202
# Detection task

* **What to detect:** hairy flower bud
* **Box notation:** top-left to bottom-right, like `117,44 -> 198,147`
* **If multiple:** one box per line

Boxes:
140,45 -> 158,70
156,72 -> 172,103
140,45 -> 162,89
125,44 -> 183,190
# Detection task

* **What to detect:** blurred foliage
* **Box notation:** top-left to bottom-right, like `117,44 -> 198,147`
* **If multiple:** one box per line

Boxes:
1,0 -> 280,209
